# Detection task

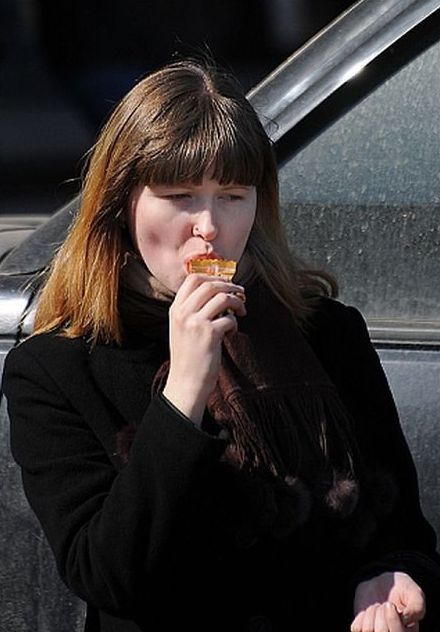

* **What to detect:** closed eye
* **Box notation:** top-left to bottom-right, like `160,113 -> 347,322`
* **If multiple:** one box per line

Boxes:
220,194 -> 244,201
163,193 -> 192,200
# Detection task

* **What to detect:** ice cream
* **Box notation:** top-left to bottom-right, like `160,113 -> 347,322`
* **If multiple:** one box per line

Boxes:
187,258 -> 237,281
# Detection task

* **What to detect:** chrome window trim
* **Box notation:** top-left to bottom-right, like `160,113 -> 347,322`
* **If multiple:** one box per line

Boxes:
368,321 -> 440,346
248,0 -> 440,141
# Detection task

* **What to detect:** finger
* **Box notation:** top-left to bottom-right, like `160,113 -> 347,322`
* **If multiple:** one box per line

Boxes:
383,602 -> 407,632
401,588 -> 426,624
184,283 -> 246,320
375,602 -> 393,632
198,291 -> 247,321
358,603 -> 405,632
234,290 -> 246,303
351,610 -> 365,632
361,603 -> 380,632
399,611 -> 419,631
184,272 -> 244,296
176,275 -> 245,311
210,311 -> 240,340
352,604 -> 394,632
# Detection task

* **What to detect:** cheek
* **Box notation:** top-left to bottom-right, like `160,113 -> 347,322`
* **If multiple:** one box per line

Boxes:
223,213 -> 255,261
134,209 -> 177,250
128,214 -> 165,268
137,227 -> 161,248
236,209 -> 256,244
134,215 -> 188,271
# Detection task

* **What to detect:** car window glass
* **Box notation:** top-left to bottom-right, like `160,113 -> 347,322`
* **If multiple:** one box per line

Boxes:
278,37 -> 440,328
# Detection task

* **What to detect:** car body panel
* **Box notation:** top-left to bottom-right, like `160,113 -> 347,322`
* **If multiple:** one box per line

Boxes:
379,348 -> 440,538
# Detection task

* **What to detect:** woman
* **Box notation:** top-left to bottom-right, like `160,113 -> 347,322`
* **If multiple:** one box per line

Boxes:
3,60 -> 440,632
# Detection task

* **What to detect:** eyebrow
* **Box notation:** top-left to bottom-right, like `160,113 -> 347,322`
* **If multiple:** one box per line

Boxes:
221,184 -> 254,190
152,182 -> 254,191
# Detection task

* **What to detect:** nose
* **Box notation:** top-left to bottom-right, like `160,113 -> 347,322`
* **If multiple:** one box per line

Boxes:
192,205 -> 218,241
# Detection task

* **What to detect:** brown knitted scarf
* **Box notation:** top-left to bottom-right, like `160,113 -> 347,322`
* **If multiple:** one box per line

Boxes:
118,252 -> 368,536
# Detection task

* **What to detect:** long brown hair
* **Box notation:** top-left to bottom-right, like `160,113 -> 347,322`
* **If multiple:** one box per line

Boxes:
34,59 -> 336,343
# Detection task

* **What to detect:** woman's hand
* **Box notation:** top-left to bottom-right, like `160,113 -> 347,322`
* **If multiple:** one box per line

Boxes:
162,273 -> 246,425
351,572 -> 425,631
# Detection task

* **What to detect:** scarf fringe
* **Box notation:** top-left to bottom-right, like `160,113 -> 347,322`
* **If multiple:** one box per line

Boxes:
214,385 -> 360,520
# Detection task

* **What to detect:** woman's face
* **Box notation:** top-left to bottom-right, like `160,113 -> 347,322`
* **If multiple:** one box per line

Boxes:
127,174 -> 257,292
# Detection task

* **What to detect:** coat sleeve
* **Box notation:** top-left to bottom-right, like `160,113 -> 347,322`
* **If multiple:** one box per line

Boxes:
320,303 -> 440,615
2,338 -> 227,617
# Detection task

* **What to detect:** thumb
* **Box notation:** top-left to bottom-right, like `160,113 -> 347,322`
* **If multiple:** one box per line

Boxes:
400,589 -> 426,625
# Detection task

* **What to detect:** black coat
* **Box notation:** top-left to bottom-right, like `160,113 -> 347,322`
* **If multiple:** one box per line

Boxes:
3,298 -> 440,631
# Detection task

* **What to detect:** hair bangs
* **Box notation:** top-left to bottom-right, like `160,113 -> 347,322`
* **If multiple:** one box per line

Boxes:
137,95 -> 266,187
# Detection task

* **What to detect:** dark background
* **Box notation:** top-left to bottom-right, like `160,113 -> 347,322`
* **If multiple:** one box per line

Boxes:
0,0 -> 353,215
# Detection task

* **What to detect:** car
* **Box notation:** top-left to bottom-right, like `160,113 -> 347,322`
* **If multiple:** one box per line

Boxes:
1,0 -> 439,629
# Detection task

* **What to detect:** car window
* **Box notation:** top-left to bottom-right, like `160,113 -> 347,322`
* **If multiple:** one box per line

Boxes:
278,34 -> 440,332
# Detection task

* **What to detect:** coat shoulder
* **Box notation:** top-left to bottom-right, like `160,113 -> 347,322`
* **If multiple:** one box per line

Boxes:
6,331 -> 89,368
304,297 -> 369,347
3,333 -> 93,392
